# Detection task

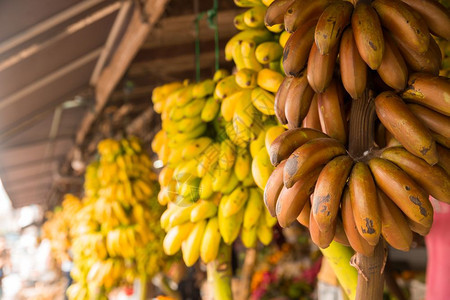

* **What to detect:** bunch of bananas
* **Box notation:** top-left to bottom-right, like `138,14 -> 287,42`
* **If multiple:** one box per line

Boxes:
42,194 -> 83,265
152,69 -> 284,267
259,0 -> 450,256
67,137 -> 166,300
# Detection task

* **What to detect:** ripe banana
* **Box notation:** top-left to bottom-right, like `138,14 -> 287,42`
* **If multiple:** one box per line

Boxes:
244,188 -> 264,228
341,187 -> 375,257
241,40 -> 263,71
283,0 -> 330,33
181,220 -> 206,267
349,162 -> 381,246
312,155 -> 353,232
218,200 -> 245,245
282,19 -> 316,76
317,80 -> 347,144
236,68 -> 258,89
252,147 -> 274,189
163,222 -> 195,255
274,76 -> 293,124
201,96 -> 220,122
234,148 -> 252,181
437,144 -> 450,174
368,157 -> 433,228
381,147 -> 450,204
222,90 -> 251,122
284,137 -> 346,188
375,91 -> 438,165
264,160 -> 286,216
307,42 -> 339,93
225,30 -> 272,61
200,217 -> 221,263
302,94 -> 321,130
265,125 -> 286,153
339,27 -> 367,99
277,167 -> 321,228
269,128 -> 328,166
408,104 -> 450,140
378,189 -> 413,252
314,1 -> 353,55
265,0 -> 295,26
401,73 -> 450,117
256,68 -> 284,93
215,75 -> 241,100
372,0 -> 430,54
255,41 -> 283,64
190,200 -> 218,222
251,87 -> 275,115
193,79 -> 215,98
309,203 -> 336,249
351,1 -> 385,70
256,218 -> 273,245
392,34 -> 441,76
241,226 -> 258,248
222,187 -> 249,217
285,73 -> 315,129
297,200 -> 311,228
377,33 -> 408,91
243,6 -> 267,29
399,0 -> 450,40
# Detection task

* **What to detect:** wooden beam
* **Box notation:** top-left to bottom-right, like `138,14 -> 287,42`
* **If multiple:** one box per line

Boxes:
94,0 -> 170,112
0,48 -> 102,110
0,0 -> 107,55
90,1 -> 133,85
0,2 -> 120,72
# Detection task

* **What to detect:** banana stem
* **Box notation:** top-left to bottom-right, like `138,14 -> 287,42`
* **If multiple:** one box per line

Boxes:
320,241 -> 358,300
348,88 -> 386,300
207,243 -> 233,300
236,248 -> 257,300
140,272 -> 147,300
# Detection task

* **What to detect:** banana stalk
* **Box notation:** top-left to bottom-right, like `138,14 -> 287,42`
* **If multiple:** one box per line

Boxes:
207,243 -> 233,300
320,242 -> 358,300
348,87 -> 386,300
140,273 -> 147,300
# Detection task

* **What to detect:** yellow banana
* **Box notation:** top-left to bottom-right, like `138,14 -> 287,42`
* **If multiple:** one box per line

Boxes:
201,217 -> 222,263
181,220 -> 206,267
235,68 -> 258,89
256,68 -> 284,93
192,79 -> 215,98
190,200 -> 218,222
201,96 -> 220,122
221,187 -> 250,217
241,39 -> 263,71
252,147 -> 274,190
241,226 -> 258,248
218,199 -> 245,244
251,87 -> 275,115
243,188 -> 264,229
243,6 -> 267,28
234,148 -> 252,181
255,41 -> 283,64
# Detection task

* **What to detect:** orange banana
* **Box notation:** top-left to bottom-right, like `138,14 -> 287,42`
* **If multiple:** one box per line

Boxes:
408,104 -> 450,139
312,155 -> 353,232
277,168 -> 321,228
374,91 -> 438,165
437,144 -> 450,174
269,128 -> 328,166
372,0 -> 430,54
284,73 -> 315,129
297,200 -> 311,228
341,187 -> 375,256
317,80 -> 347,144
377,33 -> 408,91
275,76 -> 294,125
301,94 -> 322,130
399,0 -> 450,40
284,0 -> 331,33
265,0 -> 296,26
314,1 -> 354,55
351,0 -> 385,70
368,157 -> 433,228
306,42 -> 339,93
282,19 -> 316,76
378,189 -> 413,252
349,162 -> 381,246
402,73 -> 450,117
309,204 -> 336,249
264,160 -> 286,217
339,27 -> 367,99
284,137 -> 347,188
381,147 -> 450,203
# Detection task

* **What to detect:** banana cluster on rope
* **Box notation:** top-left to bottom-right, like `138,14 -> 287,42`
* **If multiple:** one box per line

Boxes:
259,0 -> 450,256
42,194 -> 83,265
67,137 -> 166,300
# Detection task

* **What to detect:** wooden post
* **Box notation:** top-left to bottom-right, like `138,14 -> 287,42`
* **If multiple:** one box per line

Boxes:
236,248 -> 257,300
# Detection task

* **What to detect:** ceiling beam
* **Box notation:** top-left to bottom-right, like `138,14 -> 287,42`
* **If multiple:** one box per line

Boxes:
0,135 -> 73,151
90,1 -> 133,85
0,0 -> 107,55
0,47 -> 102,110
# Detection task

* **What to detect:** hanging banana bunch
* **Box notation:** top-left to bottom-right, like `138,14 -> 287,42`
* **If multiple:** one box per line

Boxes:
67,137 -> 166,300
258,0 -> 450,257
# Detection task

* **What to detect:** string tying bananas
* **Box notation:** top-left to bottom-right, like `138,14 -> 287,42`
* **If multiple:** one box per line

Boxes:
66,138 -> 166,300
250,0 -> 450,256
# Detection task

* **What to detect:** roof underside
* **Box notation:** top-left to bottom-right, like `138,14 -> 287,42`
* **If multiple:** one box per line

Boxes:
0,0 -> 239,209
